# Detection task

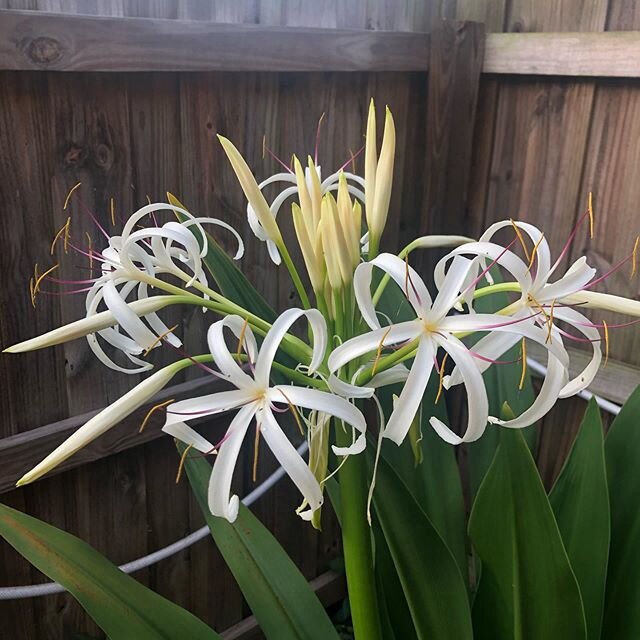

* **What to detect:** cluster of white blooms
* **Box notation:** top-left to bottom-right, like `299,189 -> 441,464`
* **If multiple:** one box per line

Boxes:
9,102 -> 639,527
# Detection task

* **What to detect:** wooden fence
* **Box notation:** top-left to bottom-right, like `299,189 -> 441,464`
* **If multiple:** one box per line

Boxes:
0,1 -> 639,638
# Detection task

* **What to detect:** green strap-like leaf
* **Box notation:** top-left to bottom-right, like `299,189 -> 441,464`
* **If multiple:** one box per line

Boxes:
549,399 -> 609,639
181,443 -> 340,640
469,429 -> 586,640
603,384 -> 640,638
372,456 -> 473,640
168,192 -> 277,322
0,503 -> 219,639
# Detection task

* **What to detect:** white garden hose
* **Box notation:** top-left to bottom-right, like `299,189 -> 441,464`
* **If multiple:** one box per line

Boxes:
0,359 -> 623,600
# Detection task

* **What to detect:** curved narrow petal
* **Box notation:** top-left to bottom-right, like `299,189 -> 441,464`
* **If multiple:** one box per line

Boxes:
480,220 -> 551,290
554,307 -> 602,398
208,404 -> 257,522
162,421 -> 215,454
328,320 -> 421,374
163,388 -> 256,429
327,374 -> 375,399
207,316 -> 257,388
428,255 -> 474,321
181,216 -> 245,261
255,308 -> 327,385
259,407 -> 323,517
383,337 -> 434,445
354,254 -> 431,328
103,280 -> 158,350
429,334 -> 489,444
369,363 -> 410,387
488,347 -> 567,429
541,256 -> 596,302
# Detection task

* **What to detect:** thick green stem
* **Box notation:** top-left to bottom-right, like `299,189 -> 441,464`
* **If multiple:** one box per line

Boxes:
336,425 -> 383,640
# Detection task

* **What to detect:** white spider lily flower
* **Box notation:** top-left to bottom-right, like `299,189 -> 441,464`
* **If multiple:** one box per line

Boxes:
435,220 -> 602,401
4,296 -> 176,354
364,101 -> 395,254
329,253 -> 569,445
17,360 -> 184,486
81,202 -> 243,373
162,309 -> 367,523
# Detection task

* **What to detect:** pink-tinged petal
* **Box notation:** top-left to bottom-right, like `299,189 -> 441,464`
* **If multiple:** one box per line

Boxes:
383,338 -> 434,445
255,308 -> 327,386
328,320 -> 422,374
429,334 -> 488,444
208,404 -> 258,522
260,408 -> 324,517
553,307 -> 602,398
207,316 -> 256,389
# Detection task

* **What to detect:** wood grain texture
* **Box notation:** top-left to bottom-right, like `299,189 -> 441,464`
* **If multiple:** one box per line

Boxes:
0,10 -> 431,71
484,31 -> 640,77
419,19 -> 485,262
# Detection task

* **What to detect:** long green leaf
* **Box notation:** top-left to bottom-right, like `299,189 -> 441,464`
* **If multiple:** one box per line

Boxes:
0,503 -> 218,639
602,384 -> 640,638
469,429 -> 586,640
372,456 -> 473,640
181,443 -> 340,640
168,192 -> 277,322
549,399 -> 609,639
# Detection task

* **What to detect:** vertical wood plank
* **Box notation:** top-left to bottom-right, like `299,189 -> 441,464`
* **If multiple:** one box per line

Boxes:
419,20 -> 485,269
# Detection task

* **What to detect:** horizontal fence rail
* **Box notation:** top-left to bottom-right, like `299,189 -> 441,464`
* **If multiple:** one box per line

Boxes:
1,11 -> 640,77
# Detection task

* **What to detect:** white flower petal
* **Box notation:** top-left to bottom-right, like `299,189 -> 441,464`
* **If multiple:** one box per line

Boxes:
428,255 -> 474,321
554,307 -> 602,398
541,256 -> 596,302
383,338 -> 434,445
429,334 -> 489,444
162,421 -> 215,454
328,320 -> 421,374
207,316 -> 256,389
260,408 -> 323,517
327,374 -> 374,399
255,308 -> 327,385
354,254 -> 431,328
163,389 -> 256,429
208,404 -> 257,522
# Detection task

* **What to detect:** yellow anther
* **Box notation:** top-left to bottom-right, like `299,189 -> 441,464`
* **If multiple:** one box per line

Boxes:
632,236 -> 639,277
63,182 -> 82,210
348,148 -> 357,172
528,233 -> 545,272
175,444 -> 194,483
588,192 -> 594,239
371,326 -> 392,376
252,424 -> 261,483
510,219 -> 530,261
276,388 -> 305,436
143,324 -> 179,356
50,217 -> 71,255
28,276 -> 35,308
602,319 -> 609,366
139,398 -> 175,433
519,338 -> 527,390
146,194 -> 152,206
110,197 -> 116,226
546,300 -> 555,344
32,263 -> 59,303
262,135 -> 266,160
435,353 -> 449,404
236,316 -> 250,360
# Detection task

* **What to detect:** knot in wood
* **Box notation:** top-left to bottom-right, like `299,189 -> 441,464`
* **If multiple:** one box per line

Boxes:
26,36 -> 63,65
93,143 -> 114,170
